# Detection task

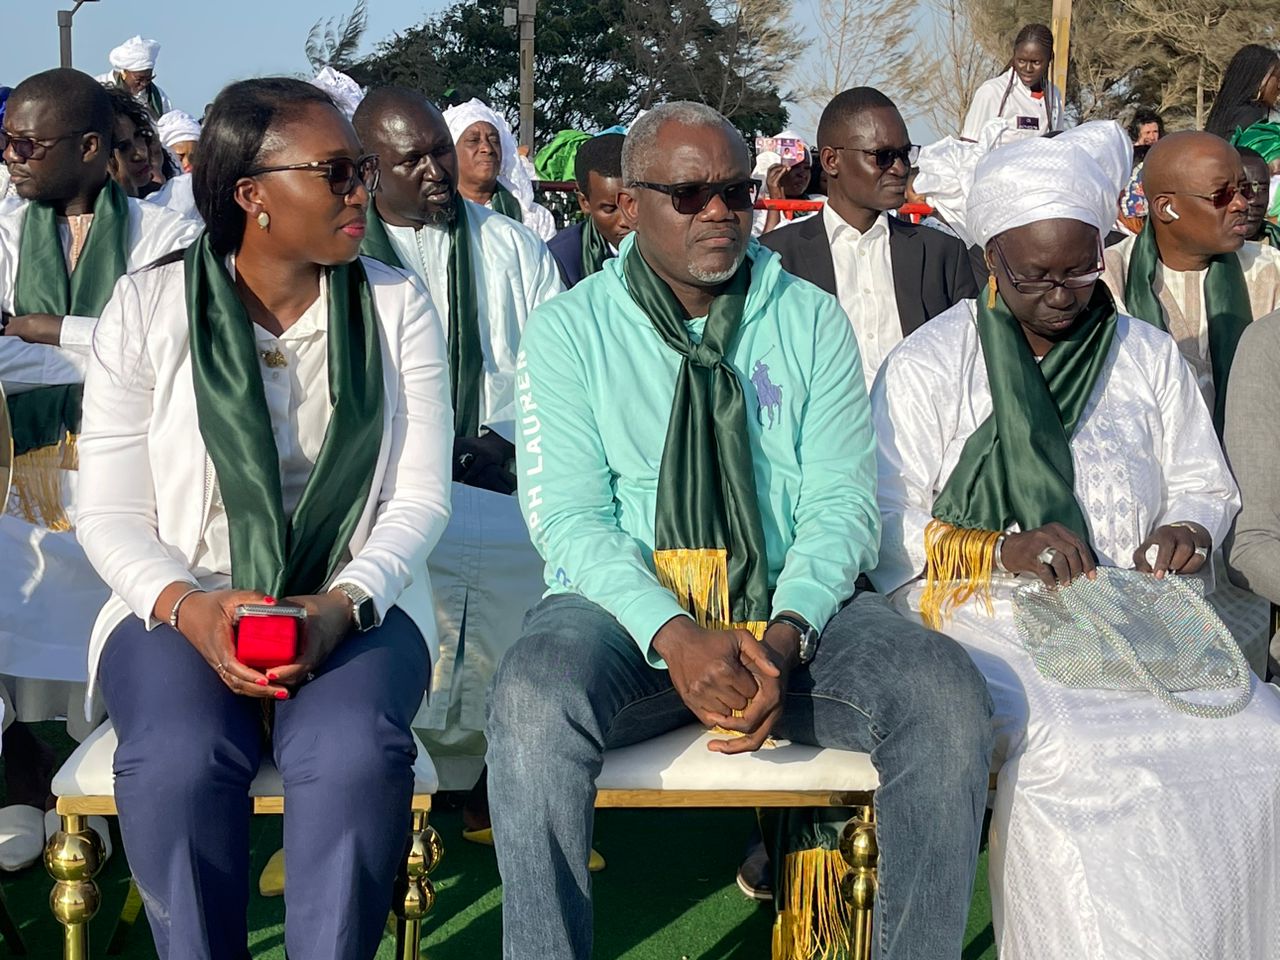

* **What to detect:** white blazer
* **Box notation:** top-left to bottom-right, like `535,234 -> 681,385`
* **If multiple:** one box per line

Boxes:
76,255 -> 454,714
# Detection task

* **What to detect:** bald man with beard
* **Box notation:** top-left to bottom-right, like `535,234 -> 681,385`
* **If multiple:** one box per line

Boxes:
1103,131 -> 1280,430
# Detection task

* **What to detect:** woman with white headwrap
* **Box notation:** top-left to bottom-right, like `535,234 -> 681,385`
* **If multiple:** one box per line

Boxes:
156,109 -> 201,174
870,120 -> 1280,958
442,99 -> 557,241
96,35 -> 172,120
749,129 -> 816,237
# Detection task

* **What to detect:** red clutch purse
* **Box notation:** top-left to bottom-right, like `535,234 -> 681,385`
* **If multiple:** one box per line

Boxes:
233,599 -> 305,668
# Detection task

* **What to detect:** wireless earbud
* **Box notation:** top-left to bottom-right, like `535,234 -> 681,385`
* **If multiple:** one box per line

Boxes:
1166,204 -> 1181,221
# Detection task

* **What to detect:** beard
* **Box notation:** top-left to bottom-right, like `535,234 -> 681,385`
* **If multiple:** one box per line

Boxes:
420,191 -> 459,227
688,243 -> 748,284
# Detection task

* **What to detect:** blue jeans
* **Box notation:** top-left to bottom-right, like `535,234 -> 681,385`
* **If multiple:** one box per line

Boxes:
98,608 -> 430,960
486,591 -> 994,959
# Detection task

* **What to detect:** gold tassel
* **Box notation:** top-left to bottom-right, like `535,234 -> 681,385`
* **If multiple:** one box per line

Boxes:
9,431 -> 78,532
986,274 -> 998,309
772,848 -> 852,960
918,519 -> 1001,630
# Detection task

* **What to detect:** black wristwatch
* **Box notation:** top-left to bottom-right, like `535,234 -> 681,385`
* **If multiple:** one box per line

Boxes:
769,614 -> 820,664
334,582 -> 377,633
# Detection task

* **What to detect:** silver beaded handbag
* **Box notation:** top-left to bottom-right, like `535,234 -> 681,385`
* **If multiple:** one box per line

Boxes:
1013,567 -> 1252,719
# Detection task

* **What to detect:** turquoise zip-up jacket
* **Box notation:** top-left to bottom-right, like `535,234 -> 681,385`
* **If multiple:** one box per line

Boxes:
514,235 -> 879,664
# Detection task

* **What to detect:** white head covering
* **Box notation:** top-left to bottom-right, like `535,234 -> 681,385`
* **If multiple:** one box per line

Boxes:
310,67 -> 365,119
155,110 -> 201,147
913,118 -> 1009,247
442,98 -> 536,215
967,120 -> 1132,249
108,36 -> 161,72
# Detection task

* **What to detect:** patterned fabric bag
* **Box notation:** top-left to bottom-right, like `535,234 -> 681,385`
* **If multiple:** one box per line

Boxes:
1014,567 -> 1252,718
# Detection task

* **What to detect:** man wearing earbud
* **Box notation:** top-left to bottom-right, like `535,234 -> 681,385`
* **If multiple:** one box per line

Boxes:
1103,131 -> 1280,431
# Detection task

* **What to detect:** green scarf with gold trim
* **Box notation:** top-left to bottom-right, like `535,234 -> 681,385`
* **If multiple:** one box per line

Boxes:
361,201 -> 483,438
622,244 -> 770,634
1122,222 -> 1252,433
185,234 -> 383,596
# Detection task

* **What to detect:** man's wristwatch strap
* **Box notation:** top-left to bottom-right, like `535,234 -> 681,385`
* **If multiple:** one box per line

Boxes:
768,614 -> 820,664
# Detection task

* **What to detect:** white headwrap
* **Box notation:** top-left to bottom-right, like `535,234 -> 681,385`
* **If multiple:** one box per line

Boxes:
443,98 -> 536,215
310,67 -> 365,119
967,120 -> 1133,249
155,110 -> 201,147
108,36 -> 161,72
913,118 -> 1009,247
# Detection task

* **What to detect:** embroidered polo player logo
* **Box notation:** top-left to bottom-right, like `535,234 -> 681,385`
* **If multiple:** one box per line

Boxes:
751,359 -> 783,429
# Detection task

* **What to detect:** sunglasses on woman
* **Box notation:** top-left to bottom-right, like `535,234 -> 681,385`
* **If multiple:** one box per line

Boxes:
1173,181 -> 1259,209
632,179 -> 759,215
247,154 -> 381,197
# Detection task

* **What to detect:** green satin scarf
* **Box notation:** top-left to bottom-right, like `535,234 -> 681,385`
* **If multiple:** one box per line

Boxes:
579,218 -> 611,280
185,234 -> 384,596
1123,222 -> 1252,433
1261,220 -> 1280,249
361,201 -> 482,437
623,246 -> 771,628
932,284 -> 1119,543
490,182 -> 524,223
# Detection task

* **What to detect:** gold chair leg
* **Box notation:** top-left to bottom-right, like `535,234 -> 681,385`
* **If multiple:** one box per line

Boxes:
839,803 -> 878,960
393,809 -> 443,960
106,878 -> 145,955
45,813 -> 106,960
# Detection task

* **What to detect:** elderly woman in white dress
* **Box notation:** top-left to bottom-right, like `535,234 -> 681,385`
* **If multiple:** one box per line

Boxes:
870,120 -> 1280,959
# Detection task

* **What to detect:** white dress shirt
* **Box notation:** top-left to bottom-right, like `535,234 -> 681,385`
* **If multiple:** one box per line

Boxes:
190,277 -> 333,583
823,204 -> 901,390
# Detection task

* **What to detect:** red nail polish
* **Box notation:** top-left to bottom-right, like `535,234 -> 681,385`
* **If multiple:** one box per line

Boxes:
263,596 -> 276,605
266,672 -> 277,681
275,690 -> 288,700
256,678 -> 268,687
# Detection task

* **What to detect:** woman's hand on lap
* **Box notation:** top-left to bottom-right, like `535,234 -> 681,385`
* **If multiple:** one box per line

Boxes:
261,590 -> 355,689
174,589 -> 290,698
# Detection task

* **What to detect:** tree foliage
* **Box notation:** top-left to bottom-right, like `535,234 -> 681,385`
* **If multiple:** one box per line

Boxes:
343,0 -> 796,140
305,0 -> 369,73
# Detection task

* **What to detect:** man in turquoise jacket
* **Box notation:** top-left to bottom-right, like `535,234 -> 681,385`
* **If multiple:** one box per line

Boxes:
486,102 -> 993,960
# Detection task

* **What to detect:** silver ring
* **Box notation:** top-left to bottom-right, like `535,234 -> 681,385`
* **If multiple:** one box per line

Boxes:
1037,547 -> 1059,565
215,661 -> 230,674
1193,545 -> 1209,559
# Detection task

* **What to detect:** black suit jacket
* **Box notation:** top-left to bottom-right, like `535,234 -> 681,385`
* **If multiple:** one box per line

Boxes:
760,212 -> 978,337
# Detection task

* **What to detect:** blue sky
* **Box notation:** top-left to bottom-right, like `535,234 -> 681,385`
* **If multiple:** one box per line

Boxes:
3,0 -> 931,142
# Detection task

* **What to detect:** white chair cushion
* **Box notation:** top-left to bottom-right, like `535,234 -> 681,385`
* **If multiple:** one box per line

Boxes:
52,721 -> 439,799
596,724 -> 878,793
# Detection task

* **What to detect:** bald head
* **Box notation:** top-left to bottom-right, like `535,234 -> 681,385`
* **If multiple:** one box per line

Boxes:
1143,130 -> 1250,263
353,85 -> 457,227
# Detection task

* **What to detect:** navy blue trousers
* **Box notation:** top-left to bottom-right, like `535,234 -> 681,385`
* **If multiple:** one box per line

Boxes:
98,607 -> 430,960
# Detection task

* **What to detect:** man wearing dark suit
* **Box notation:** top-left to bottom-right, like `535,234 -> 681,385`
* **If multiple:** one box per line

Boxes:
548,133 -> 632,288
761,87 -> 977,389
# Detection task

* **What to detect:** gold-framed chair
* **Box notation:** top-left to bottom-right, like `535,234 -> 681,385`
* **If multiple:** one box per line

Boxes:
593,724 -> 880,960
43,720 -> 440,960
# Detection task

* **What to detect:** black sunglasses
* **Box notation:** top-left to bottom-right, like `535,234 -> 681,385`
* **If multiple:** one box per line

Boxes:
0,128 -> 88,162
247,154 -> 380,197
632,179 -> 759,215
990,236 -> 1105,296
1172,181 -> 1259,209
833,144 -> 921,170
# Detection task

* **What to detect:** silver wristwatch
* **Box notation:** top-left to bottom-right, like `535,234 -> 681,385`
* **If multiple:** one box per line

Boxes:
770,614 -> 820,664
334,582 -> 376,632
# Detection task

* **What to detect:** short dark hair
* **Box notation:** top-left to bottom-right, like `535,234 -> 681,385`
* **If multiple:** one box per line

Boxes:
9,68 -> 113,139
105,86 -> 153,140
1128,108 -> 1163,142
573,133 -> 624,194
816,87 -> 898,148
1239,145 -> 1267,165
194,77 -> 337,255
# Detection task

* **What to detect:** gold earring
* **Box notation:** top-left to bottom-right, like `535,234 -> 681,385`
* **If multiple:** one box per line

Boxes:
257,211 -> 270,230
986,274 -> 998,309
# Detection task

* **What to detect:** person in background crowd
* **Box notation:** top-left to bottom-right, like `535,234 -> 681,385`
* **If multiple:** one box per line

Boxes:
75,76 -> 453,959
872,117 -> 1280,960
962,23 -> 1065,143
1117,144 -> 1151,235
1238,147 -> 1279,246
1129,107 -> 1163,146
763,87 -> 977,391
547,132 -> 632,287
443,99 -> 557,241
310,66 -> 366,120
1102,131 -> 1280,429
486,100 -> 993,960
157,109 -> 200,174
0,87 -> 14,205
1205,44 -> 1280,140
751,129 -> 815,236
96,35 -> 172,121
352,86 -> 563,863
0,67 -> 198,873
104,87 -> 157,199
1232,121 -> 1280,245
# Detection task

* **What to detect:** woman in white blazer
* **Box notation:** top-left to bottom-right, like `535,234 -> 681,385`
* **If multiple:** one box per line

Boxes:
75,78 -> 453,960
961,23 -> 1066,143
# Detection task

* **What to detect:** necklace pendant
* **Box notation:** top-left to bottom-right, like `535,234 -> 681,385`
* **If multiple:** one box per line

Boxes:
260,348 -> 288,368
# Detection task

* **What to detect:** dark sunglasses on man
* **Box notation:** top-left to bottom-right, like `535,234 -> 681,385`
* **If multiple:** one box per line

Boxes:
247,154 -> 381,197
833,144 -> 921,170
632,178 -> 759,216
0,128 -> 88,162
1171,181 -> 1259,209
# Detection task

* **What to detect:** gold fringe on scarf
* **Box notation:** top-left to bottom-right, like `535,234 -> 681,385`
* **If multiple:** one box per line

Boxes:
919,519 -> 1001,630
651,547 -> 767,639
9,432 -> 77,532
771,848 -> 853,959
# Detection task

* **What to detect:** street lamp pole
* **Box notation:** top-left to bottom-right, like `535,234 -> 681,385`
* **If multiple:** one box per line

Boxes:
58,0 -> 100,69
517,0 -> 536,152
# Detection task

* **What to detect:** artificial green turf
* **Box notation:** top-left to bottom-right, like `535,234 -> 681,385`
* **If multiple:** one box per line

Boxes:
0,723 -> 996,958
